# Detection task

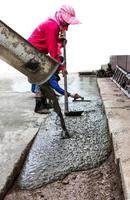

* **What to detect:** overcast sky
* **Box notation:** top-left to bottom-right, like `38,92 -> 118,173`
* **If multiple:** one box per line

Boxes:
1,0 -> 130,75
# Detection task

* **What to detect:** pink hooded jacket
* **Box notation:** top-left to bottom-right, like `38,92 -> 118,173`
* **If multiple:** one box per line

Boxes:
28,5 -> 80,70
28,19 -> 61,61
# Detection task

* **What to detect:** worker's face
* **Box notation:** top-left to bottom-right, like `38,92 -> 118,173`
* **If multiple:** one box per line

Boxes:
62,20 -> 69,30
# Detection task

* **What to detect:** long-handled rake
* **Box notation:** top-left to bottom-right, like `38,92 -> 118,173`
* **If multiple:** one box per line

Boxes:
62,36 -> 84,116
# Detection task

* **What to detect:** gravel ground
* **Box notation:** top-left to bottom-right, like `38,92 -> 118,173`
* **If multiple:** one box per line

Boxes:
5,153 -> 124,200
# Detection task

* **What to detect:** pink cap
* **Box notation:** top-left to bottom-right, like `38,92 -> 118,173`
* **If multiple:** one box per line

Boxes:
59,5 -> 81,25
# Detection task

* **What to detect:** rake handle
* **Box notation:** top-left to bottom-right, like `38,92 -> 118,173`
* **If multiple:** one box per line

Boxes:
63,37 -> 69,113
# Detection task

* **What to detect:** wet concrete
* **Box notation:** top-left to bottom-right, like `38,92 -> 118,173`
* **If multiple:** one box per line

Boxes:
5,153 -> 123,200
14,75 -> 112,189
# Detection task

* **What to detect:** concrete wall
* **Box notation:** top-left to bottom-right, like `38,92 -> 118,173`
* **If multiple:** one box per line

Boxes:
110,55 -> 130,72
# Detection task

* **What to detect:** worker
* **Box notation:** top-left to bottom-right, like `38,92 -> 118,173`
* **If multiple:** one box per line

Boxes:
28,4 -> 80,114
32,70 -> 81,97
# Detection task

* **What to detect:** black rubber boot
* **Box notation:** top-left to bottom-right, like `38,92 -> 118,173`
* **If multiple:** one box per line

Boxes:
34,97 -> 50,114
41,97 -> 53,109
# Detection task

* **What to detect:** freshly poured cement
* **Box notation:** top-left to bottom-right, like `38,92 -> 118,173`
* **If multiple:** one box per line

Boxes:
16,76 -> 112,189
5,154 -> 123,200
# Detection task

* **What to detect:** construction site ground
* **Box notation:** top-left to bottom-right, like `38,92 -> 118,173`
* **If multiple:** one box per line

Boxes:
0,71 -> 129,199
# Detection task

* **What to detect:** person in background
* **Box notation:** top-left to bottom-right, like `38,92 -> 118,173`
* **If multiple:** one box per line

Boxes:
28,4 -> 80,114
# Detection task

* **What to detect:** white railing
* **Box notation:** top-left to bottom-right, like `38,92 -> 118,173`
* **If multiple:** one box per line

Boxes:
111,65 -> 130,98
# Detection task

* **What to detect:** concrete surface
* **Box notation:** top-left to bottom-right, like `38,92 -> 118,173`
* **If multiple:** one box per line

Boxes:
0,74 -> 47,199
0,73 -> 129,199
3,75 -> 123,200
5,75 -> 124,200
98,78 -> 130,200
5,153 -> 123,200
17,98 -> 111,190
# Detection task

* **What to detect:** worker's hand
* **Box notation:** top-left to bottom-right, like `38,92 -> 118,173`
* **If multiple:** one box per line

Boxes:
59,33 -> 67,46
69,93 -> 74,98
61,38 -> 67,46
70,93 -> 84,100
62,69 -> 68,76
